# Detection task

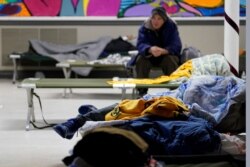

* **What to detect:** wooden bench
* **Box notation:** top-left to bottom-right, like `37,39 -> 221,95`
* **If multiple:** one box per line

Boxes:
18,78 -> 179,130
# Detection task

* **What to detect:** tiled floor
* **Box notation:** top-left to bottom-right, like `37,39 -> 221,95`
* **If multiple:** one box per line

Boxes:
0,79 -> 165,167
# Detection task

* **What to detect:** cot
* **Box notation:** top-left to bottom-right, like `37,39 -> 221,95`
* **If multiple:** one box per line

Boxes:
9,53 -> 127,84
56,50 -> 139,78
9,52 -> 57,84
56,55 -> 136,95
56,60 -> 127,79
9,50 -> 138,84
56,59 -> 128,95
18,78 -> 179,130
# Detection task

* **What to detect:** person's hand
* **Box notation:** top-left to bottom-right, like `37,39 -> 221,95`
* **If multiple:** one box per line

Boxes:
149,46 -> 161,57
149,46 -> 168,57
158,47 -> 169,55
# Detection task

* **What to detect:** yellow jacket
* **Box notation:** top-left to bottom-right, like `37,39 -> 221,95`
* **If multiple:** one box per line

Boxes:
105,96 -> 189,121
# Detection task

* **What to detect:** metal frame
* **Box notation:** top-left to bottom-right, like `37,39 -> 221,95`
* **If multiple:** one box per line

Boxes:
18,78 -> 179,130
9,53 -> 21,84
18,79 -> 132,130
56,61 -> 127,97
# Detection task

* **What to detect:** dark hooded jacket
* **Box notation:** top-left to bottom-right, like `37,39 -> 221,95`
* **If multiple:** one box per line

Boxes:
136,18 -> 182,58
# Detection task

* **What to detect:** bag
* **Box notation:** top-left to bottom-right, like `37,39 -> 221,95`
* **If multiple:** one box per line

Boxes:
180,46 -> 202,64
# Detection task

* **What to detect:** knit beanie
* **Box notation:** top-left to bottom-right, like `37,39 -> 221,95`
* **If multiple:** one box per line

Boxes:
151,7 -> 168,21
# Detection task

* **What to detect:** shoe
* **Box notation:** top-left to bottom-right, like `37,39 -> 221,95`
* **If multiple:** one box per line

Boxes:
53,119 -> 81,139
78,105 -> 97,115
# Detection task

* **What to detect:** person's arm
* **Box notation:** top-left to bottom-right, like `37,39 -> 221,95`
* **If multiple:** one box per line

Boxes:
163,21 -> 182,56
136,26 -> 152,57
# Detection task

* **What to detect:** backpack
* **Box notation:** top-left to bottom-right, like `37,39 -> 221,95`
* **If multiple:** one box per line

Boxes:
180,46 -> 202,64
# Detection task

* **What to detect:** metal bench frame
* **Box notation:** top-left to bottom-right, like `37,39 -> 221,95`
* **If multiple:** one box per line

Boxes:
18,78 -> 179,130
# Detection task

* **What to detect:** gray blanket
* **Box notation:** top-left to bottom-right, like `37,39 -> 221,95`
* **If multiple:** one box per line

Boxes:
29,36 -> 112,76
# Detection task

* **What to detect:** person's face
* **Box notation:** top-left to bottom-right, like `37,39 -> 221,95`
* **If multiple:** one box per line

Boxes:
151,14 -> 165,30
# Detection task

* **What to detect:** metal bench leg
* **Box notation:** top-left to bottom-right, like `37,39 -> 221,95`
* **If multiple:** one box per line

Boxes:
62,67 -> 73,97
121,88 -> 127,100
25,88 -> 35,131
12,57 -> 18,84
9,54 -> 21,84
132,88 -> 137,99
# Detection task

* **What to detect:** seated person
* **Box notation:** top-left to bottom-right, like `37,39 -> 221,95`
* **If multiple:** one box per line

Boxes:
135,7 -> 182,97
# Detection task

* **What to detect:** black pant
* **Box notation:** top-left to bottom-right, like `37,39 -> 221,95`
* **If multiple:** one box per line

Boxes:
76,103 -> 118,124
135,54 -> 179,95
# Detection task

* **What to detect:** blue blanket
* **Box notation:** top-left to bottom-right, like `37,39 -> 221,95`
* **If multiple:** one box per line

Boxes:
143,75 -> 245,124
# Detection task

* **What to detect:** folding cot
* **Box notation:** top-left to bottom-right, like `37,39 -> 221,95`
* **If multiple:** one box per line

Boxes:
56,60 -> 127,79
55,51 -> 139,94
9,52 -> 57,84
9,53 -> 127,84
9,50 -> 138,84
18,78 -> 179,130
55,50 -> 139,79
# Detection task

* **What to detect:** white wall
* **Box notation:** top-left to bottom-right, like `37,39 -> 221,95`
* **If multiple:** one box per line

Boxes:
0,19 -> 246,71
75,20 -> 246,56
